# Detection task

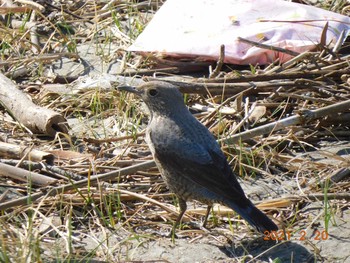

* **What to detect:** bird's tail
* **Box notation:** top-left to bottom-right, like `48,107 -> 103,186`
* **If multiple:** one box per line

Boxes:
228,200 -> 278,233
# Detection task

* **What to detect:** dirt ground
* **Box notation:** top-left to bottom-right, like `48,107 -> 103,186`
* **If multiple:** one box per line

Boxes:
42,194 -> 350,262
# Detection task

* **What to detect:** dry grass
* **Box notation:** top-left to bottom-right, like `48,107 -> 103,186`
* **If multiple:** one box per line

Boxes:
0,0 -> 350,262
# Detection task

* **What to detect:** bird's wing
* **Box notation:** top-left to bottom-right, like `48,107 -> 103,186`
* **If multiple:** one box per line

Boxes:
152,136 -> 247,202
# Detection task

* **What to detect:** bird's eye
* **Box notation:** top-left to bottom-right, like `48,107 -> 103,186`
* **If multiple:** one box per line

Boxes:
148,89 -> 158,97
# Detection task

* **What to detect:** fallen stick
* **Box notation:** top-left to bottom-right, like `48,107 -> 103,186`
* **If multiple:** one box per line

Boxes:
0,160 -> 156,211
0,163 -> 57,186
203,68 -> 350,83
0,73 -> 68,136
151,78 -> 298,95
258,193 -> 350,206
221,99 -> 350,144
0,159 -> 86,181
0,142 -> 54,164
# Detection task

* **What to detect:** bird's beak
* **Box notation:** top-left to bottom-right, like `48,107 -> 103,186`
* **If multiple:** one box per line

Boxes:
117,85 -> 141,95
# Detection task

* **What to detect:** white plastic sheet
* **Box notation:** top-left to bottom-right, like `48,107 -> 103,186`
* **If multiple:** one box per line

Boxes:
128,0 -> 350,65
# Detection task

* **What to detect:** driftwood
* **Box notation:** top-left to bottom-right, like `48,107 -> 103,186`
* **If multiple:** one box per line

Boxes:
0,142 -> 54,164
0,73 -> 68,136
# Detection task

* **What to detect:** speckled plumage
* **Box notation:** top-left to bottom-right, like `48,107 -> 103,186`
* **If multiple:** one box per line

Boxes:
118,81 -> 278,234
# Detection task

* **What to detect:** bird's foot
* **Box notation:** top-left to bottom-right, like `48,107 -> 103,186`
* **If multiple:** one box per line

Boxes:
178,221 -> 210,233
188,221 -> 206,230
167,230 -> 178,240
162,220 -> 211,240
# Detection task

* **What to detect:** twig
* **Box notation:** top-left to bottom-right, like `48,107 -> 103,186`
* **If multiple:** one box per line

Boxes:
0,160 -> 156,210
83,132 -> 145,144
0,163 -> 57,186
160,79 -> 298,95
41,0 -> 92,23
200,68 -> 350,83
0,53 -> 79,68
209,44 -> 225,78
14,0 -> 45,12
274,193 -> 350,203
237,37 -> 299,57
117,188 -> 179,217
221,99 -> 350,144
0,159 -> 85,181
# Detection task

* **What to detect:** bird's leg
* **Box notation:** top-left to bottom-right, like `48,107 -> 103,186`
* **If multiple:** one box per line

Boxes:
170,198 -> 187,237
202,205 -> 212,228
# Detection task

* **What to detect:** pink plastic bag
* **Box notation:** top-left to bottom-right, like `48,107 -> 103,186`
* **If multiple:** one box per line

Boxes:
128,0 -> 350,65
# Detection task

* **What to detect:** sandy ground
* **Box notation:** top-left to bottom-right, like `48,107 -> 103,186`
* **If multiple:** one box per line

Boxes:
60,201 -> 348,263
134,208 -> 349,262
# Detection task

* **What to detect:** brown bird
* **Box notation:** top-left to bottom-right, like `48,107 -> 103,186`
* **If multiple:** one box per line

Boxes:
118,81 -> 278,235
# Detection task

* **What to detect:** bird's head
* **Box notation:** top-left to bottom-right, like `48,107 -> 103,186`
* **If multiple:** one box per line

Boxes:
117,81 -> 186,116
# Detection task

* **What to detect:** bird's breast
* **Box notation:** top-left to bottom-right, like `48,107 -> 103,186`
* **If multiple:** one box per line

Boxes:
147,113 -> 218,151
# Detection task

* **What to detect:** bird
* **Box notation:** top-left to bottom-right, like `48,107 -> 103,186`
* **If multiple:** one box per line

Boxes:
118,81 -> 278,235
